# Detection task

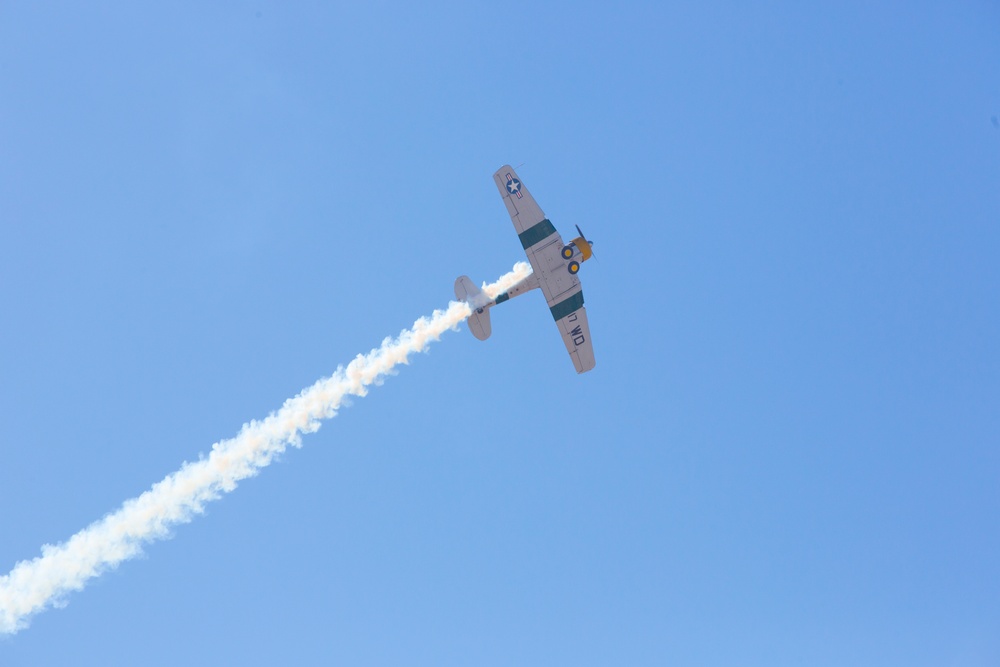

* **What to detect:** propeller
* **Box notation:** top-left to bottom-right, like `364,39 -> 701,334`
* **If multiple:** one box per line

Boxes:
575,224 -> 596,260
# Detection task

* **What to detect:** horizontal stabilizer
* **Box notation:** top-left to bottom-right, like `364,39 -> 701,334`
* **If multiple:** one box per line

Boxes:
466,308 -> 491,340
455,275 -> 491,340
454,275 -> 483,304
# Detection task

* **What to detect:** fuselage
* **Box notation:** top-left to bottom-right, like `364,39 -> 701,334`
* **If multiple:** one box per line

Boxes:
478,272 -> 540,312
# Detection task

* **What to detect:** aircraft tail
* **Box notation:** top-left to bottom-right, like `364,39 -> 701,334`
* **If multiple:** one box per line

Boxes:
454,276 -> 491,341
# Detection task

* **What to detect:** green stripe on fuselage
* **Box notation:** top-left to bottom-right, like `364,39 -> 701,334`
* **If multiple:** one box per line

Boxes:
494,292 -> 510,305
518,219 -> 557,249
550,290 -> 584,321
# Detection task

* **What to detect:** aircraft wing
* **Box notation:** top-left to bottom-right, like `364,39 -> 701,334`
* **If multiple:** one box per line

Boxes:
493,165 -> 547,235
493,165 -> 596,373
553,297 -> 596,373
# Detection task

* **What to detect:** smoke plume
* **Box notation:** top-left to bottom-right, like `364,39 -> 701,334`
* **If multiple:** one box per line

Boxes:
0,262 -> 531,635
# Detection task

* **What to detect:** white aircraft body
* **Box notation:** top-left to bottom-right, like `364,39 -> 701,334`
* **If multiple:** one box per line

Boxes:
455,165 -> 596,374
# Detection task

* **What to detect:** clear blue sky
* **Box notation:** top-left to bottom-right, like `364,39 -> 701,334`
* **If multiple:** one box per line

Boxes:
2,2 -> 998,665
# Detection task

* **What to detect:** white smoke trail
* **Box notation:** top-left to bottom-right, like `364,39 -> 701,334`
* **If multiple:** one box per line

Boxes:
0,262 -> 532,636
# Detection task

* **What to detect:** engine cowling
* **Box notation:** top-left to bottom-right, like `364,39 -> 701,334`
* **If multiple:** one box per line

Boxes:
565,236 -> 593,262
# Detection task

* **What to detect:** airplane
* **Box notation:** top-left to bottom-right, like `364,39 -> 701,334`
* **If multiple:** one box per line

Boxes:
454,165 -> 596,374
